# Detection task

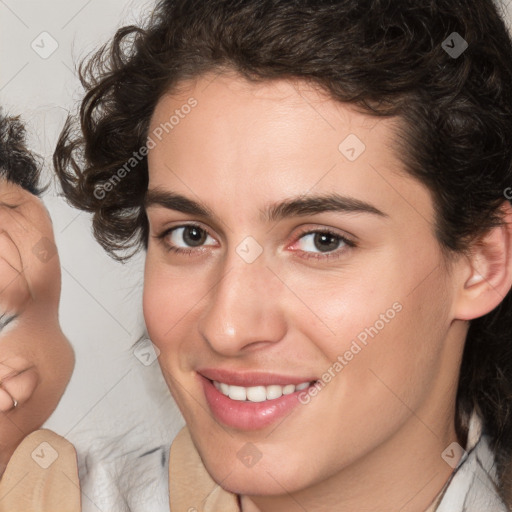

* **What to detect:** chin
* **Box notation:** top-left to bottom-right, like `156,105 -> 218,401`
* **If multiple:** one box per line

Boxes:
204,453 -> 308,497
218,474 -> 285,497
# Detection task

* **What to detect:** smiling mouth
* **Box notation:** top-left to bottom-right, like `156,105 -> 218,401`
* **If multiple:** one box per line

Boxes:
211,379 -> 318,402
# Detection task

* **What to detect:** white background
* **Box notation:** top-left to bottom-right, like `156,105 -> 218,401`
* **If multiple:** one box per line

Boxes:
0,0 -> 184,476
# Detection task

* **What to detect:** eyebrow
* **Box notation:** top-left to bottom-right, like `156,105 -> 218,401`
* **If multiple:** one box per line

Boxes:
144,189 -> 388,223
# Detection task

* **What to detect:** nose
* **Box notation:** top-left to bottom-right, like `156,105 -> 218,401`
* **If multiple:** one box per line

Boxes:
197,250 -> 287,356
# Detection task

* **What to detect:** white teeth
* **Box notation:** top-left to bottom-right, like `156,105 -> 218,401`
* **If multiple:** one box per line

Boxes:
266,385 -> 283,400
213,380 -> 312,402
228,385 -> 247,401
282,384 -> 295,395
246,386 -> 267,402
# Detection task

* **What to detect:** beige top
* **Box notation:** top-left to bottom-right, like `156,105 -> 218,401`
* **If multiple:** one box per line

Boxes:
0,429 -> 81,512
168,426 -> 444,512
169,427 -> 239,512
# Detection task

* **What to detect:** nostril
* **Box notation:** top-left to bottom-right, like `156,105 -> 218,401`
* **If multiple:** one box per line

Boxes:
0,366 -> 39,409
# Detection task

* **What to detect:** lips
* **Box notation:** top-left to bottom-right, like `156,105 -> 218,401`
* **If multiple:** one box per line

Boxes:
197,368 -> 318,430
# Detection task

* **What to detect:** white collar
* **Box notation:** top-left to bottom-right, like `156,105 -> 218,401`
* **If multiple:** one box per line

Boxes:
435,409 -> 507,512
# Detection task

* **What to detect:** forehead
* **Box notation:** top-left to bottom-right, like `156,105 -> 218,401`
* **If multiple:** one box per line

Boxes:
147,72 -> 433,224
149,72 -> 389,148
0,178 -> 59,312
0,176 -> 45,211
0,177 -> 53,246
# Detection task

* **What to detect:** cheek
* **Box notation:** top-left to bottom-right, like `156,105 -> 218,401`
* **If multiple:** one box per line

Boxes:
0,259 -> 31,312
328,270 -> 452,412
291,246 -> 453,398
142,271 -> 169,345
280,260 -> 402,363
142,255 -> 205,349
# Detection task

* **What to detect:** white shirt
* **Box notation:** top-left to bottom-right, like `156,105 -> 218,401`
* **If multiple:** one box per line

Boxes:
433,409 -> 507,512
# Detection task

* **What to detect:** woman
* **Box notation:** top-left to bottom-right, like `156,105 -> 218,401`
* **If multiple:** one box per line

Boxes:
0,111 -> 79,511
55,0 -> 512,510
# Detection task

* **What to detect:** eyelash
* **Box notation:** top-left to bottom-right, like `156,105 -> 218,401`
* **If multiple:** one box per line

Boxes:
155,224 -> 356,261
0,314 -> 16,331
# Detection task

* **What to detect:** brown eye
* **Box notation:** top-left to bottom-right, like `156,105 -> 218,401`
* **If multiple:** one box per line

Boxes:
296,231 -> 348,253
313,232 -> 341,252
158,224 -> 216,254
290,228 -> 356,262
181,226 -> 208,246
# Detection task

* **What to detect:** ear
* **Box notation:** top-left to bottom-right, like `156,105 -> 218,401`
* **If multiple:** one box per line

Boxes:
453,201 -> 512,321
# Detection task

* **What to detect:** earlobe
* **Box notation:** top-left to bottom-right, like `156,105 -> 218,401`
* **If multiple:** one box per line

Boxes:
454,201 -> 512,321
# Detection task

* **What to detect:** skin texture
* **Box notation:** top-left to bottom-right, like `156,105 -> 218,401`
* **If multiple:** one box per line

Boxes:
0,178 -> 74,476
143,72 -> 512,512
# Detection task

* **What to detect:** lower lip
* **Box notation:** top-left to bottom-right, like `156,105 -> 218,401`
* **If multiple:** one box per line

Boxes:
200,375 -> 311,430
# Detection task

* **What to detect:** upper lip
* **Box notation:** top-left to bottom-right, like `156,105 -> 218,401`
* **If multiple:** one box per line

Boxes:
198,368 -> 317,387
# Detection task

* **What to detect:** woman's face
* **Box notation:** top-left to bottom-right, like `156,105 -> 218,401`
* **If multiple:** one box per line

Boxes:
144,73 -> 465,502
0,180 -> 74,463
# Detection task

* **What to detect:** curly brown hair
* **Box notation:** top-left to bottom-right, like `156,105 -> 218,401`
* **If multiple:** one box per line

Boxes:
54,0 -> 512,504
0,111 -> 42,195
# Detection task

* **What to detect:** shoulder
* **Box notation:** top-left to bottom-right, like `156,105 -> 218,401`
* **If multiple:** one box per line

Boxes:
169,426 -> 240,512
0,428 -> 81,512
